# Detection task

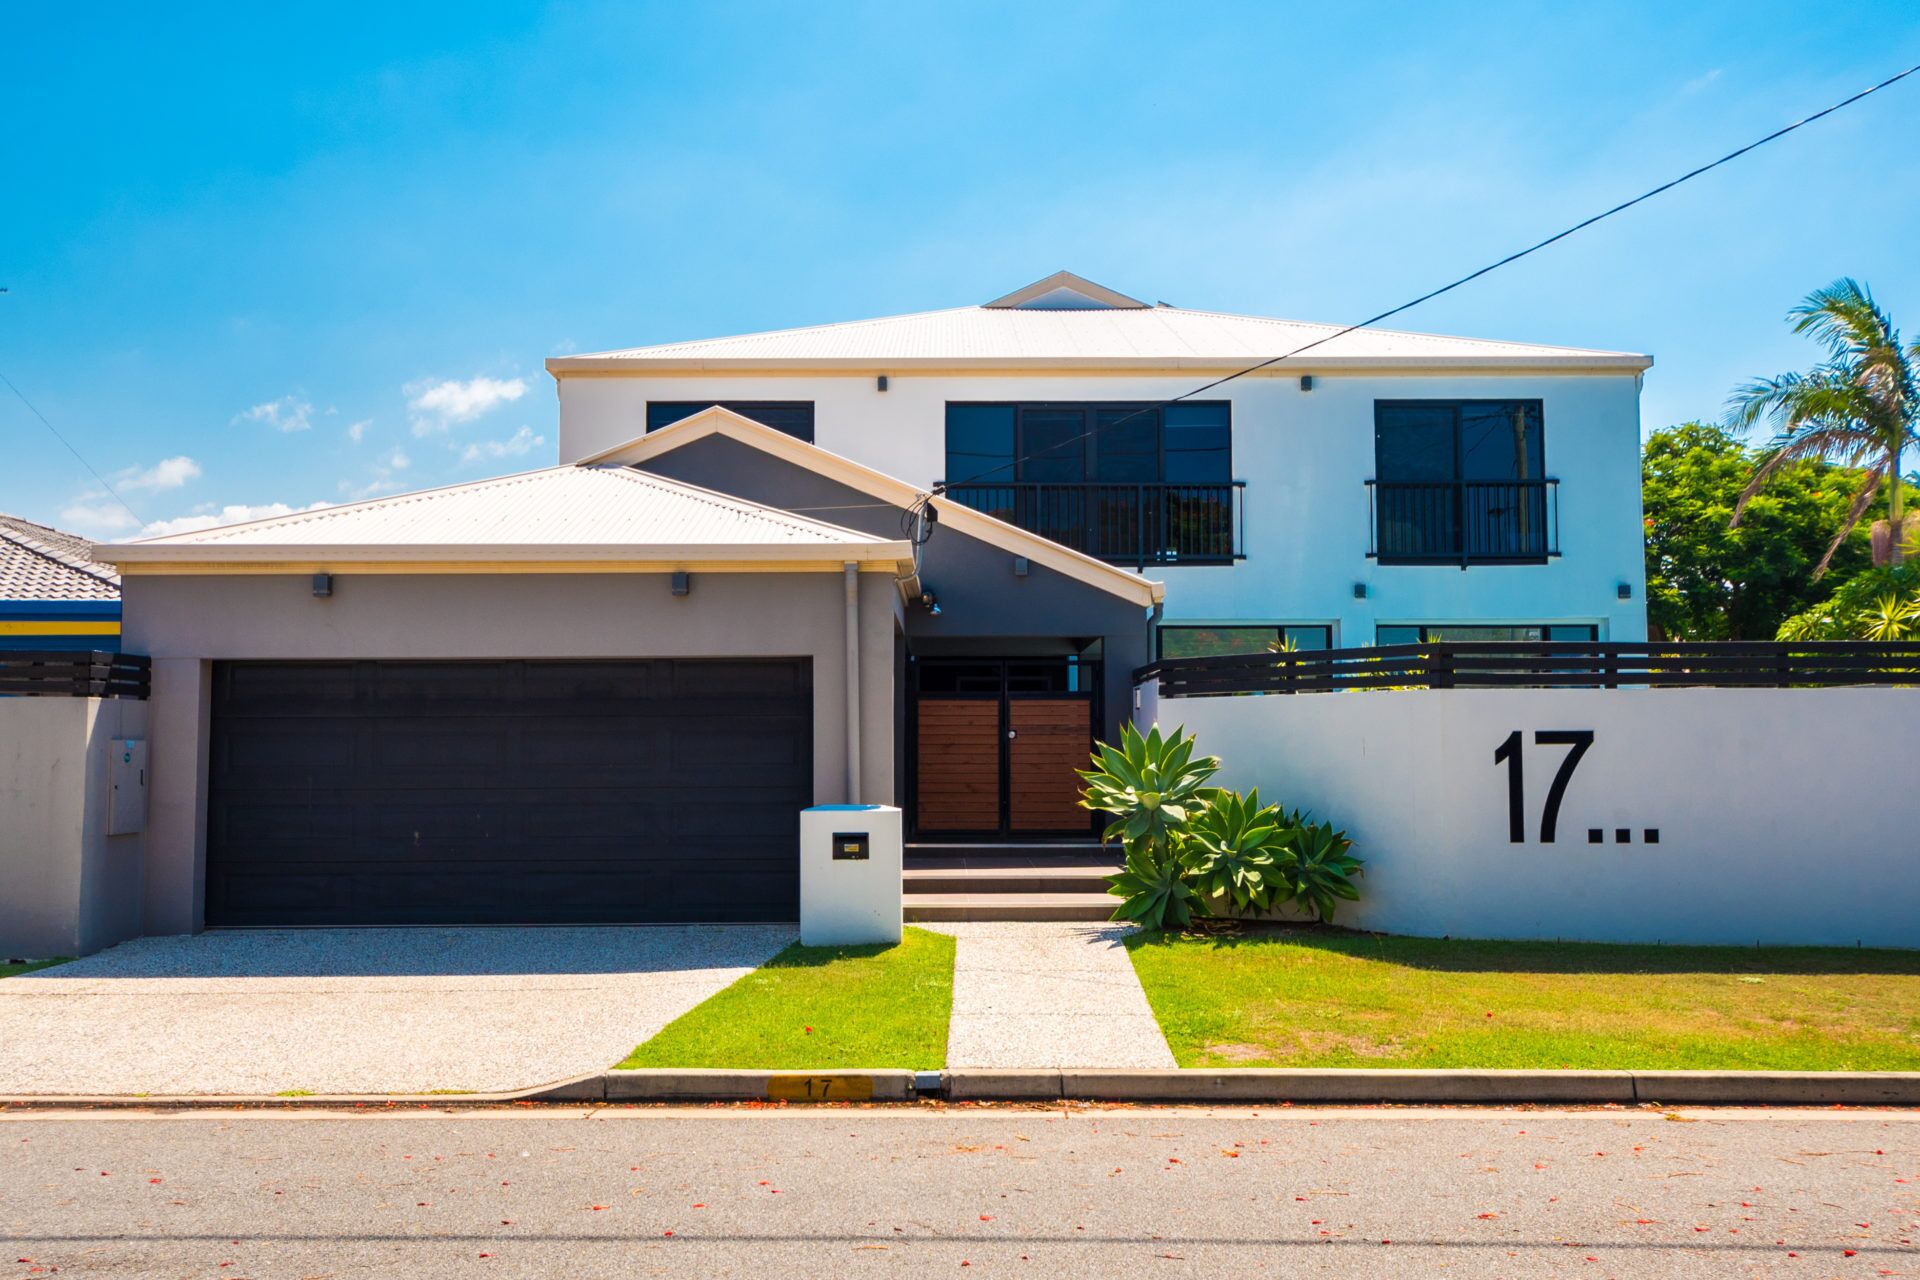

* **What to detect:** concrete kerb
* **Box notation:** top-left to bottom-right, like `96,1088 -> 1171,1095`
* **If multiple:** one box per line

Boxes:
7,1069 -> 1920,1108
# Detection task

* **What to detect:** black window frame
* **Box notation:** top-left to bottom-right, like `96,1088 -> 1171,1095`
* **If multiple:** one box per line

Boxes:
942,400 -> 1233,487
1370,398 -> 1553,566
645,400 -> 816,443
1156,624 -> 1332,660
1375,623 -> 1599,646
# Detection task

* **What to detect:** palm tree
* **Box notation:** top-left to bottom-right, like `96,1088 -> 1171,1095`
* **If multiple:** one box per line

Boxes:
1728,278 -> 1919,577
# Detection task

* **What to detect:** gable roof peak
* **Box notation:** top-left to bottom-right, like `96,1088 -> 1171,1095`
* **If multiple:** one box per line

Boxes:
982,271 -> 1148,311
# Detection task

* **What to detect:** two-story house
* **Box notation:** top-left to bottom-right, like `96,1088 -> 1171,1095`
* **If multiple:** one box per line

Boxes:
550,271 -> 1651,658
101,272 -> 1651,932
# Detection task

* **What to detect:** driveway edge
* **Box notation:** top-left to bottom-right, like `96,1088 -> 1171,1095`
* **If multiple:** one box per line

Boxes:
6,1069 -> 1919,1107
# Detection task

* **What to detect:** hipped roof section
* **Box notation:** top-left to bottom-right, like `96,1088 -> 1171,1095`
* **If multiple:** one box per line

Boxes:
548,273 -> 1650,374
97,463 -> 915,573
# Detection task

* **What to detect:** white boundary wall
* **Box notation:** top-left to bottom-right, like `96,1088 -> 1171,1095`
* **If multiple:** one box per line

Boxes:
1136,683 -> 1919,948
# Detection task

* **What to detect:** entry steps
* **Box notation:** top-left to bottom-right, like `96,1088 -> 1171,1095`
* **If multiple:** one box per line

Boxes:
902,842 -> 1119,922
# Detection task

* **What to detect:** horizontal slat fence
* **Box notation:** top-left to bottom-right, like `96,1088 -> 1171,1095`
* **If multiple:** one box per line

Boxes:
0,650 -> 151,699
1137,641 -> 1920,699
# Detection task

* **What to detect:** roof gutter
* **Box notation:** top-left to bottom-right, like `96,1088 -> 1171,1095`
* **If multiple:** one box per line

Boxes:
545,354 -> 1654,375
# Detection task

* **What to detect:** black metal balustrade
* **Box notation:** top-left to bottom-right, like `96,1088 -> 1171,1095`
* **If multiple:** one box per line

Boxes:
1367,479 -> 1560,565
1135,640 -> 1920,698
939,481 -> 1245,569
0,651 -> 151,698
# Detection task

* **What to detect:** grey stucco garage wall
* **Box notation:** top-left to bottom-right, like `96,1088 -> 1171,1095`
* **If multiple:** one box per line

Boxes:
121,569 -> 896,935
633,434 -> 1156,737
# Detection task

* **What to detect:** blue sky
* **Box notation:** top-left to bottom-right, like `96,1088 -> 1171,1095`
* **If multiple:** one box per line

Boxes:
5,2 -> 1918,538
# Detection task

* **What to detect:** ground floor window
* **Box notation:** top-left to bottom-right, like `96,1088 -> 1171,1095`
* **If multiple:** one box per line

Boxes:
1157,624 -> 1332,659
1376,623 -> 1599,645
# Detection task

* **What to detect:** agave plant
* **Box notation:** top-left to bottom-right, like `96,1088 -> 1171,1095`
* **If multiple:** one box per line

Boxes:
1106,842 -> 1202,930
1186,787 -> 1290,912
1077,723 -> 1219,854
1079,724 -> 1220,930
1275,819 -> 1364,924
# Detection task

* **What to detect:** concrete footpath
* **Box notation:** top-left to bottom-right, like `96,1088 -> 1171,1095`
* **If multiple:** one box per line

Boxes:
923,922 -> 1176,1070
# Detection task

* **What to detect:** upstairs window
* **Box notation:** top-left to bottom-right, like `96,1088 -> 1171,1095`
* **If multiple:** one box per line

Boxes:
1371,400 -> 1553,564
943,402 -> 1231,488
646,401 -> 815,443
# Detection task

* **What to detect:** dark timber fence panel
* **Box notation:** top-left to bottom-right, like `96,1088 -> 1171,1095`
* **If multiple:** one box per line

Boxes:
0,651 -> 152,699
1136,642 -> 1920,699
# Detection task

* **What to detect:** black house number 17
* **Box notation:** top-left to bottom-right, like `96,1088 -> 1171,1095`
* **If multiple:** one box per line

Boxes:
1494,730 -> 1595,843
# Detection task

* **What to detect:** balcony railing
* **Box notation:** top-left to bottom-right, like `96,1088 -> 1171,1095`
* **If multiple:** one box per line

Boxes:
1367,478 -> 1559,566
939,481 -> 1245,569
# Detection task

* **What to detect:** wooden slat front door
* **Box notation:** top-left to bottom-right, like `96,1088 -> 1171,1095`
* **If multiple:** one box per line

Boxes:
1008,699 -> 1092,833
914,698 -> 1001,833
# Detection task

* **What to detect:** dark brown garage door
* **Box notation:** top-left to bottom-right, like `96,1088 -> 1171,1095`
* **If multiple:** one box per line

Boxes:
205,659 -> 811,926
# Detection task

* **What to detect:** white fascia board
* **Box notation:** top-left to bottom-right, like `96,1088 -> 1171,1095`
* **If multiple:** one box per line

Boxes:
545,353 -> 1654,375
101,540 -> 915,567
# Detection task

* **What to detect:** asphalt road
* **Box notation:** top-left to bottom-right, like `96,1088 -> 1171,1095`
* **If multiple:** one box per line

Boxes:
2,1104 -> 1915,1278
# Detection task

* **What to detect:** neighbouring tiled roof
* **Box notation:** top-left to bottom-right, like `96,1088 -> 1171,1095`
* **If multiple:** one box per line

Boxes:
106,464 -> 891,551
549,275 -> 1651,371
0,514 -> 121,601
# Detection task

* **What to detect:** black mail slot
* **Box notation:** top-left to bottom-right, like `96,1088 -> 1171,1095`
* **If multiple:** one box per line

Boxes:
832,832 -> 870,861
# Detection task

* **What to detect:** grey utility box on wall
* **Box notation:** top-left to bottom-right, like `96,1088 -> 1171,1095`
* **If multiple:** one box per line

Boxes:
108,739 -> 148,836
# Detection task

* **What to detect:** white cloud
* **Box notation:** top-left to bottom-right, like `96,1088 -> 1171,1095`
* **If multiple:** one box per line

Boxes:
458,425 -> 546,466
339,447 -> 411,500
58,499 -> 140,537
346,418 -> 372,443
406,375 -> 527,434
233,395 -> 314,433
140,501 -> 333,539
114,455 -> 202,493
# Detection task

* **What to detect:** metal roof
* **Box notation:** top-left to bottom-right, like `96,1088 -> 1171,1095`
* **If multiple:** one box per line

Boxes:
100,465 -> 910,567
549,276 -> 1651,373
0,514 -> 121,601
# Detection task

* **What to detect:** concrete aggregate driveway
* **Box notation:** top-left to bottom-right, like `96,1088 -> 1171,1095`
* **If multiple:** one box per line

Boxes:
0,926 -> 792,1096
0,1105 -> 1913,1277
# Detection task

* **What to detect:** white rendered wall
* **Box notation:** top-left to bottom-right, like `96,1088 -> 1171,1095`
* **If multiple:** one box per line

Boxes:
0,697 -> 147,957
557,370 -> 1647,642
1135,683 -> 1919,948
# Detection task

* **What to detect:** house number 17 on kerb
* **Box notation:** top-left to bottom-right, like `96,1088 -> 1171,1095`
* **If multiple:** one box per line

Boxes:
1493,730 -> 1594,843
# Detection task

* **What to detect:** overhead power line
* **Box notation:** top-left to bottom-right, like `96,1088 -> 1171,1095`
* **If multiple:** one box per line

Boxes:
0,367 -> 142,524
935,60 -> 1920,494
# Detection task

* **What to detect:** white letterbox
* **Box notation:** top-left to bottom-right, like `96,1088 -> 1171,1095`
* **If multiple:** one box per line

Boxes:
799,805 -> 903,947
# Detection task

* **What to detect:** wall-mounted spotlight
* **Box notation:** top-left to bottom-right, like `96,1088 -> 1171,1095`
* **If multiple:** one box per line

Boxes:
918,590 -> 941,616
1299,375 -> 1315,392
311,572 -> 333,598
672,571 -> 691,597
1616,581 -> 1633,600
1352,582 -> 1368,600
876,375 -> 889,392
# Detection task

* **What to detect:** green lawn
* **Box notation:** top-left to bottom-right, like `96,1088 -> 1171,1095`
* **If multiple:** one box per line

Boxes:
0,959 -> 70,979
1127,929 -> 1920,1071
618,927 -> 955,1070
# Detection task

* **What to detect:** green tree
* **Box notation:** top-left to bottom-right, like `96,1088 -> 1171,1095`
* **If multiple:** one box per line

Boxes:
1729,278 -> 1919,576
1642,422 -> 1873,639
1775,562 -> 1920,640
